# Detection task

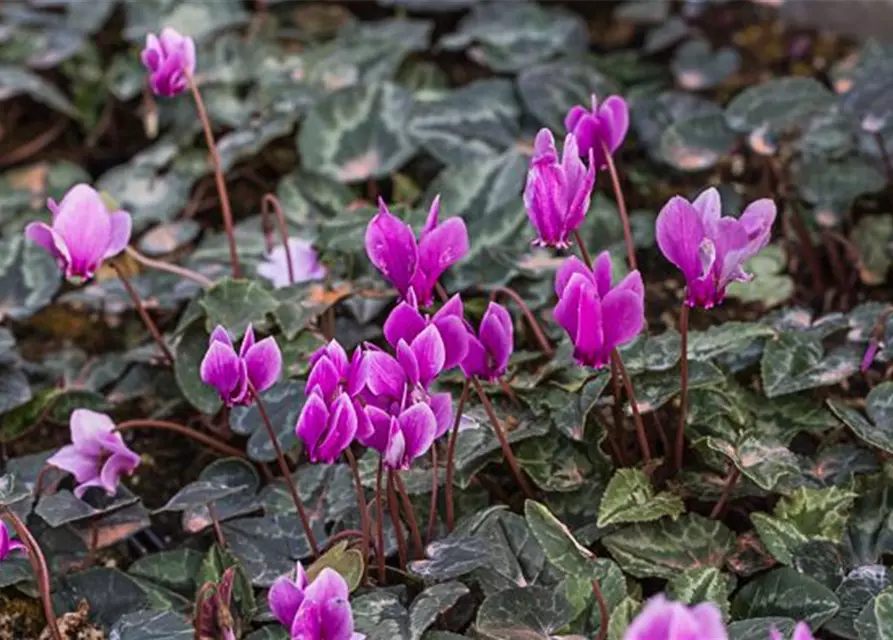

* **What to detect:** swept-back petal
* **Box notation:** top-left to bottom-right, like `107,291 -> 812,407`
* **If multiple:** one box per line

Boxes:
70,409 -> 115,455
460,335 -> 487,379
614,269 -> 644,298
555,255 -> 594,297
411,325 -> 446,387
244,336 -> 282,393
601,289 -> 644,354
24,222 -> 69,269
434,315 -> 469,370
361,351 -> 406,399
47,445 -> 97,483
396,340 -> 420,388
592,251 -> 613,298
209,325 -> 233,348
100,450 -> 140,494
600,96 -> 629,153
296,394 -> 330,460
383,301 -> 426,348
418,217 -> 469,281
306,356 -> 341,400
479,303 -> 512,375
571,281 -> 604,366
200,341 -> 243,398
318,394 -> 358,462
655,196 -> 707,282
692,187 -> 722,228
268,575 -> 305,627
382,418 -> 406,469
365,200 -> 418,296
52,185 -> 112,277
104,210 -> 132,258
429,392 -> 453,439
399,402 -> 437,465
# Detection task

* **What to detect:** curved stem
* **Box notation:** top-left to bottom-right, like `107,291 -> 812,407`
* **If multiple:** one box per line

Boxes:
875,132 -> 893,186
261,194 -> 295,285
608,359 -> 627,462
489,286 -> 553,357
250,384 -> 319,557
710,466 -> 740,520
572,230 -> 593,269
116,420 -> 250,461
470,378 -> 534,498
394,472 -> 423,560
387,471 -> 408,570
321,529 -> 364,554
185,72 -> 240,278
208,503 -> 227,547
426,446 -> 439,542
445,381 -> 470,532
674,302 -> 690,472
110,263 -> 174,366
591,578 -> 609,640
343,449 -> 369,585
610,350 -> 651,464
601,141 -> 636,271
375,458 -> 386,584
4,509 -> 62,640
125,247 -> 214,288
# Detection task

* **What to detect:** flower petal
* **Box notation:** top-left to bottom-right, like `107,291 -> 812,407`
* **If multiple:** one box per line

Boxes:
417,217 -> 469,286
555,255 -> 594,297
600,95 -> 629,153
383,301 -> 426,348
296,394 -> 330,461
103,210 -> 132,258
268,575 -> 305,627
70,409 -> 116,455
361,351 -> 406,399
479,303 -> 513,375
601,289 -> 644,354
305,567 -> 350,603
429,392 -> 453,439
244,336 -> 282,393
396,340 -> 420,388
614,269 -> 644,298
592,250 -> 613,298
52,184 -> 112,278
692,186 -> 722,228
434,315 -> 469,370
306,356 -> 341,400
200,341 -> 243,398
571,281 -> 605,366
100,450 -> 140,494
382,418 -> 406,469
365,199 -> 418,296
209,325 -> 233,349
318,394 -> 358,463
24,222 -> 70,269
421,194 -> 441,237
411,325 -> 446,388
398,402 -> 437,465
239,324 -> 256,358
460,335 -> 488,379
655,195 -> 707,282
47,445 -> 98,484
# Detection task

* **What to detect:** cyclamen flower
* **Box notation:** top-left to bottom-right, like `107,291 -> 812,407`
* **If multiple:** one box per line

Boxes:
47,410 -> 141,499
771,622 -> 814,640
140,27 -> 196,97
554,252 -> 644,369
624,595 -> 727,640
461,302 -> 513,381
196,567 -> 240,640
861,339 -> 881,372
523,129 -> 595,248
365,196 -> 469,307
0,521 -> 25,562
200,325 -> 282,407
384,292 -> 469,372
24,184 -> 132,284
268,564 -> 364,640
257,238 -> 327,289
656,187 -> 776,309
564,94 -> 630,169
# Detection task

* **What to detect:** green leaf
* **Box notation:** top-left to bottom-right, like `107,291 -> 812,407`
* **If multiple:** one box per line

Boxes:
128,549 -> 204,596
855,585 -> 893,640
231,381 -> 303,462
703,434 -> 802,492
298,82 -> 418,183
629,360 -> 725,414
306,541 -> 364,593
36,487 -> 139,528
660,112 -> 736,172
275,169 -> 355,230
409,582 -> 469,640
182,458 -> 261,534
827,565 -> 893,639
796,156 -> 886,228
195,544 -> 255,621
108,610 -> 193,639
597,469 -> 685,528
671,38 -> 740,91
731,566 -> 840,629
173,323 -> 222,415
199,278 -> 279,340
475,586 -> 575,640
353,590 -> 409,638
728,618 -> 796,640
515,434 -> 592,492
602,514 -> 735,579
830,382 -> 893,454
667,567 -> 736,619
607,596 -> 641,640
852,215 -> 893,285
687,323 -> 776,362
0,65 -> 78,117
410,535 -> 494,581
155,481 -> 250,514
727,245 -> 794,309
0,235 -> 61,322
524,500 -> 596,575
632,91 -> 724,164
761,333 -> 861,398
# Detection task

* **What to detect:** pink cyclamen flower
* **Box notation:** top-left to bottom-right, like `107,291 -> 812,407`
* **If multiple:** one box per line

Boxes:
257,238 -> 327,289
24,184 -> 132,284
365,196 -> 469,307
268,564 -> 365,640
461,302 -> 513,381
656,187 -> 776,309
0,520 -> 25,562
200,324 -> 282,407
384,292 -> 469,372
523,129 -> 596,249
554,252 -> 644,369
770,622 -> 814,640
861,339 -> 881,372
624,595 -> 727,640
564,94 -> 630,169
140,27 -> 196,97
47,409 -> 141,499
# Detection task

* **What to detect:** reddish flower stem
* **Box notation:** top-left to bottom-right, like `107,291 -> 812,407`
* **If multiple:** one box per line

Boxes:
601,141 -> 636,271
125,247 -> 214,288
4,509 -> 62,640
208,503 -> 227,547
185,72 -> 240,278
110,262 -> 174,367
445,380 -> 470,531
250,383 -> 319,557
710,466 -> 740,520
426,446 -> 439,542
572,230 -> 593,269
592,578 -> 609,640
610,350 -> 651,464
387,470 -> 408,569
394,472 -> 423,560
470,378 -> 535,498
116,420 -> 251,462
321,529 -> 364,554
489,287 -> 553,357
674,302 -> 690,472
260,193 -> 295,285
375,458 -> 386,583
343,449 -> 369,585
608,359 -> 627,460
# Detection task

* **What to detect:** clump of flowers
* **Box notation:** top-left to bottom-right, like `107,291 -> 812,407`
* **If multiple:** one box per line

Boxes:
200,324 -> 282,407
24,184 -> 132,284
268,564 -> 364,639
140,27 -> 196,97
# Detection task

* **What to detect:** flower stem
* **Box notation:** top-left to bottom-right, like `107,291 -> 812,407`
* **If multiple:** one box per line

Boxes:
445,380 -> 470,532
185,72 -> 240,278
208,503 -> 227,547
470,378 -> 535,498
4,509 -> 62,640
343,449 -> 369,585
591,578 -> 609,640
710,466 -> 740,519
375,458 -> 386,583
674,301 -> 690,472
249,384 -> 319,557
387,470 -> 408,569
125,246 -> 214,288
572,230 -> 593,269
601,141 -> 636,271
261,194 -> 295,286
116,419 -> 251,461
610,350 -> 651,464
110,262 -> 174,367
394,472 -> 423,560
875,132 -> 893,186
489,286 -> 553,357
426,446 -> 439,542
608,359 -> 627,460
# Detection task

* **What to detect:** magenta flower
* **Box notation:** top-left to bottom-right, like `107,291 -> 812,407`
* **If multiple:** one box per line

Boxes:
365,196 -> 469,307
297,392 -> 360,465
770,622 -> 814,640
861,339 -> 881,372
268,564 -> 364,639
656,187 -> 776,309
200,324 -> 282,407
384,292 -> 469,372
140,27 -> 196,97
554,252 -> 644,369
0,521 -> 25,562
523,129 -> 596,249
624,595 -> 727,640
24,184 -> 131,284
461,302 -> 513,381
364,402 -> 439,470
564,94 -> 630,169
257,238 -> 327,289
47,409 -> 140,499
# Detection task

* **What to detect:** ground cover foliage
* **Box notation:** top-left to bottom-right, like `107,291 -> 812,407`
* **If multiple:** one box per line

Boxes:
1,0 -> 893,638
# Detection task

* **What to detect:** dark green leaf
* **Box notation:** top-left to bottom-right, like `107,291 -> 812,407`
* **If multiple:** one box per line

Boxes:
660,112 -> 737,172
409,582 -> 469,640
174,323 -> 222,415
36,487 -> 139,528
731,567 -> 840,629
200,278 -> 280,340
0,235 -> 61,322
231,381 -> 303,462
156,480 -> 249,514
761,333 -> 861,398
826,565 -> 893,639
475,586 -> 574,640
597,468 -> 685,528
517,57 -> 616,131
524,500 -> 596,575
667,567 -> 735,619
128,549 -> 204,596
671,38 -> 740,91
108,610 -> 192,639
0,65 -> 77,116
